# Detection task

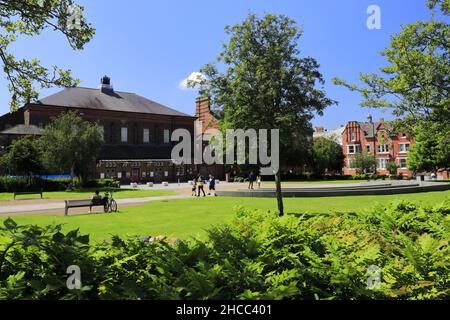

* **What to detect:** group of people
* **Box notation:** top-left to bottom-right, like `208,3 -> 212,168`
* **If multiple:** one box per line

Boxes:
247,171 -> 262,190
192,174 -> 217,197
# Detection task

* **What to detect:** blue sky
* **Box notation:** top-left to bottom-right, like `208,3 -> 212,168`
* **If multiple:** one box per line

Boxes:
0,0 -> 444,129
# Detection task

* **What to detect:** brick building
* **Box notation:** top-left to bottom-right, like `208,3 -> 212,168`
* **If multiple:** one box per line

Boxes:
0,76 -> 224,183
342,115 -> 414,177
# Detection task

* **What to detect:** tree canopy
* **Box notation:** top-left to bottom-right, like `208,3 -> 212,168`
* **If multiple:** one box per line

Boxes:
198,13 -> 335,215
0,0 -> 95,111
39,112 -> 103,183
0,136 -> 43,177
311,137 -> 344,176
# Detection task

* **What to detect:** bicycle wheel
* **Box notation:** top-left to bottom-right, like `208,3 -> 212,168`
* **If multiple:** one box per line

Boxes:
103,202 -> 109,213
110,199 -> 118,212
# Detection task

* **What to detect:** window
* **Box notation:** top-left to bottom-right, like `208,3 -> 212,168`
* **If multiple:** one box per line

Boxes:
117,172 -> 122,179
402,131 -> 407,138
100,173 -> 105,179
399,158 -> 407,169
377,144 -> 389,153
399,143 -> 410,153
366,145 -> 371,153
143,128 -> 150,143
350,132 -> 356,141
121,127 -> 128,143
347,144 -> 361,154
163,129 -> 170,144
99,126 -> 104,140
377,158 -> 388,169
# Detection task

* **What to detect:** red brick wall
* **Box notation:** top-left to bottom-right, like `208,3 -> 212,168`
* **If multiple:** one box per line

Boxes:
342,121 -> 414,177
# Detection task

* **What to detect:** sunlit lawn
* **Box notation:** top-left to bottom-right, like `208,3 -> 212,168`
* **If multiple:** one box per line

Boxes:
2,190 -> 449,243
0,188 -> 176,201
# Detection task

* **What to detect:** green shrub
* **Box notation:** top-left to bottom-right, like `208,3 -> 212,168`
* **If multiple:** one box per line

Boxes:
0,200 -> 449,300
82,179 -> 120,189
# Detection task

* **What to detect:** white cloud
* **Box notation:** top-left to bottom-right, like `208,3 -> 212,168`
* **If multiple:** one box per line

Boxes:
179,72 -> 207,90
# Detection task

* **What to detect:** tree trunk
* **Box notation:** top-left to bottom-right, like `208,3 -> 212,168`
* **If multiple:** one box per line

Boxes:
275,170 -> 284,217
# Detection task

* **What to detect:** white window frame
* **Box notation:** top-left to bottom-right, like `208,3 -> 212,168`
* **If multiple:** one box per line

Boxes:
99,125 -> 104,140
399,143 -> 410,153
398,158 -> 408,169
347,144 -> 361,154
376,158 -> 388,170
143,128 -> 150,143
121,127 -> 128,143
377,144 -> 389,153
365,144 -> 371,153
350,132 -> 356,142
163,129 -> 170,144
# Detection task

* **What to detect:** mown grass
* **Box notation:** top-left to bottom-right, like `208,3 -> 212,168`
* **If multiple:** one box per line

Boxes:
0,188 -> 176,201
1,190 -> 448,243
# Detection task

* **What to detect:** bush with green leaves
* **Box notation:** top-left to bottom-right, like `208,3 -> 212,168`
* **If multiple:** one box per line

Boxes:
0,200 -> 449,300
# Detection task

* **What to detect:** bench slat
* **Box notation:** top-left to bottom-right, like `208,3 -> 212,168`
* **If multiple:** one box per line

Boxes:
64,199 -> 104,216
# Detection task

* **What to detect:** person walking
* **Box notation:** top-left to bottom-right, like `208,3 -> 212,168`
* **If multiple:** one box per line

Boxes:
208,174 -> 217,196
191,181 -> 197,196
256,175 -> 262,189
197,175 -> 206,197
248,171 -> 255,190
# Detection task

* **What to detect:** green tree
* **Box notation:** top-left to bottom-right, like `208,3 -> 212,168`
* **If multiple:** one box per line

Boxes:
39,112 -> 103,184
199,13 -> 335,216
386,162 -> 399,176
408,122 -> 450,173
350,152 -> 376,174
0,0 -> 95,111
0,136 -> 44,178
311,137 -> 344,176
333,0 -> 450,171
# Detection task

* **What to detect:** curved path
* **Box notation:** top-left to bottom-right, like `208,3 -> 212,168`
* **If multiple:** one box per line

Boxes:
217,182 -> 450,198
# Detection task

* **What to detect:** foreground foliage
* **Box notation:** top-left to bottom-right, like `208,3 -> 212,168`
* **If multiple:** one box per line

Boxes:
0,201 -> 449,300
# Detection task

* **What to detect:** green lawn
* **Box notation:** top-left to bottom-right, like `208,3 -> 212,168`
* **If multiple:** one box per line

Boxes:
2,190 -> 449,243
0,188 -> 176,201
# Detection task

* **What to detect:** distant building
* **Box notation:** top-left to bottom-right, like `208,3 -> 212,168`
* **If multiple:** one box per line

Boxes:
313,126 -> 345,145
0,76 -> 224,183
342,115 -> 414,177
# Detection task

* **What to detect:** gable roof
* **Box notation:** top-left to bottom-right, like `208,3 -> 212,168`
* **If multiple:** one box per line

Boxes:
35,87 -> 192,117
0,124 -> 44,136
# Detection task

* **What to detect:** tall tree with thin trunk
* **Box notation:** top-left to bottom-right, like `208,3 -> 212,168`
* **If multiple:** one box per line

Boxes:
198,13 -> 335,216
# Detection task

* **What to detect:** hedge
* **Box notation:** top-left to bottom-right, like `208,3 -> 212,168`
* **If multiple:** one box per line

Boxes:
0,200 -> 448,300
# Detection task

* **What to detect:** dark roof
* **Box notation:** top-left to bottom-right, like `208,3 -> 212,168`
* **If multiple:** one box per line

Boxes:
35,87 -> 192,117
98,144 -> 173,160
356,122 -> 393,138
0,124 -> 44,136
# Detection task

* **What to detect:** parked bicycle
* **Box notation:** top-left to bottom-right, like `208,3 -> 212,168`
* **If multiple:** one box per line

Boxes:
103,190 -> 118,213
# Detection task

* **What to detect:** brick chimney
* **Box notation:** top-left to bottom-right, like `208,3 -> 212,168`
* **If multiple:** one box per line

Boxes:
100,75 -> 114,94
195,96 -> 219,134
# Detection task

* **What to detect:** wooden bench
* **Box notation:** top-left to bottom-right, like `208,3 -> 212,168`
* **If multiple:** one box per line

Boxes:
13,189 -> 43,200
64,199 -> 104,216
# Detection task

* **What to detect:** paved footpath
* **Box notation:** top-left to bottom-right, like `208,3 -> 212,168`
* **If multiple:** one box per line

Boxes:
0,194 -> 191,215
